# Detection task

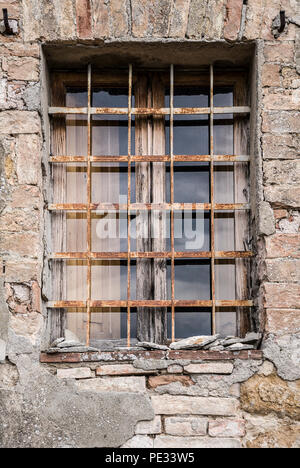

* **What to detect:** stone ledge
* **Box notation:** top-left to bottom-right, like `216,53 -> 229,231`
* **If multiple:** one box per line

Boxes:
40,349 -> 263,363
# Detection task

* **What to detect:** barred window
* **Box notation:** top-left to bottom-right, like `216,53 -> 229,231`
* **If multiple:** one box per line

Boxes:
48,65 -> 252,348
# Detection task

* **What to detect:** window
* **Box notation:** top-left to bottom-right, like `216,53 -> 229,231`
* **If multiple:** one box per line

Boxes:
48,65 -> 252,348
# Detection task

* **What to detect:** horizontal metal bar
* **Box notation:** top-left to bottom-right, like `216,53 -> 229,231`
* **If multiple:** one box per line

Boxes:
48,203 -> 250,211
49,106 -> 251,116
50,155 -> 250,164
47,299 -> 253,309
49,251 -> 253,260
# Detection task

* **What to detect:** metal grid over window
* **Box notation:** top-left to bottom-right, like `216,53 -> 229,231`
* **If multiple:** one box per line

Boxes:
48,64 -> 253,346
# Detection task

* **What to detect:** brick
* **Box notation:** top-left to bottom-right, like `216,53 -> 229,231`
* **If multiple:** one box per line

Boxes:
154,435 -> 241,448
135,416 -> 162,435
208,418 -> 245,437
224,0 -> 243,41
165,416 -> 208,436
92,0 -> 109,38
265,309 -> 300,334
266,234 -> 300,258
152,395 -> 239,416
266,259 -> 300,283
264,160 -> 300,186
7,57 -> 40,81
265,185 -> 300,208
96,364 -> 152,376
76,0 -> 92,38
262,64 -> 281,87
0,43 -> 40,58
264,43 -> 294,63
262,134 -> 300,160
11,186 -> 41,209
264,283 -> 300,309
184,363 -> 234,374
168,0 -> 190,38
274,210 -> 288,220
148,375 -> 194,389
110,0 -> 129,37
16,134 -> 41,185
77,376 -> 146,393
57,367 -> 93,379
0,111 -> 41,134
0,232 -> 40,257
263,89 -> 300,111
262,112 -> 300,134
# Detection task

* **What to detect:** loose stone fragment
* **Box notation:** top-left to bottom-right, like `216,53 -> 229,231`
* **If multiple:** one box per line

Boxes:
50,337 -> 65,348
241,332 -> 262,345
227,343 -> 254,351
170,335 -> 220,350
221,337 -> 242,347
47,346 -> 98,353
57,340 -> 85,348
137,342 -> 169,351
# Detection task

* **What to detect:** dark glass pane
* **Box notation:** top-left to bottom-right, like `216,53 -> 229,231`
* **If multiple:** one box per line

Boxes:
173,87 -> 209,108
130,211 -> 171,253
168,308 -> 212,339
121,308 -> 137,340
175,259 -> 211,300
174,211 -> 210,252
216,308 -> 237,338
92,88 -> 128,107
92,115 -> 128,156
174,162 -> 210,203
174,115 -> 209,155
91,260 -> 127,300
66,88 -> 87,107
214,87 -> 233,107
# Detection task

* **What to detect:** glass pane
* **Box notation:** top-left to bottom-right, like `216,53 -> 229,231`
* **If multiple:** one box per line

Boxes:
214,87 -> 233,107
173,115 -> 209,155
92,162 -> 128,204
168,308 -> 212,339
92,87 -> 128,108
92,115 -> 128,156
91,260 -> 127,301
66,114 -> 88,157
215,260 -> 236,300
214,163 -> 234,204
175,259 -> 211,300
174,211 -> 210,252
92,211 -> 127,253
214,114 -> 233,155
51,259 -> 88,301
216,308 -> 237,337
215,213 -> 235,251
174,87 -> 209,108
65,308 -> 86,344
174,162 -> 210,203
67,88 -> 87,107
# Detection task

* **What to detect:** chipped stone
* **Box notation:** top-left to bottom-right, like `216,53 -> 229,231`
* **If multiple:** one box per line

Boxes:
137,342 -> 169,351
170,335 -> 219,350
57,367 -> 93,379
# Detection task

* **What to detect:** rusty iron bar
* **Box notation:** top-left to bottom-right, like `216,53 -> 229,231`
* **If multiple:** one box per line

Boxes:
47,299 -> 253,309
2,8 -> 13,35
127,64 -> 133,347
170,64 -> 175,343
49,106 -> 251,116
210,64 -> 216,336
50,251 -> 253,260
48,202 -> 250,211
86,64 -> 92,347
50,154 -> 250,163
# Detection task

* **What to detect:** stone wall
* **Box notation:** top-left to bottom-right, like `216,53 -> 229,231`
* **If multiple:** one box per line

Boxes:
0,0 -> 299,448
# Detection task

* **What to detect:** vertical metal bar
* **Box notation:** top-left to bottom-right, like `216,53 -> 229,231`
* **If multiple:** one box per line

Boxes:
86,64 -> 92,346
170,65 -> 175,342
127,65 -> 133,347
210,64 -> 216,336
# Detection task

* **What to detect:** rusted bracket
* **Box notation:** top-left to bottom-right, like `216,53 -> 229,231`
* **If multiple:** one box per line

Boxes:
278,10 -> 286,33
2,8 -> 14,35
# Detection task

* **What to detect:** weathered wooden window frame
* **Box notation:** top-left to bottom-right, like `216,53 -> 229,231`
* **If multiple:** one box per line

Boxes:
48,64 -> 253,346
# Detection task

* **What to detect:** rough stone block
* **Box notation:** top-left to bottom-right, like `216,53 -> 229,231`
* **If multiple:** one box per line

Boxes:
263,88 -> 300,111
168,0 -> 190,38
1,232 -> 40,257
224,0 -> 243,41
208,418 -> 245,437
152,395 -> 239,416
165,416 -> 208,436
7,57 -> 40,81
266,259 -> 300,283
122,435 -> 154,448
262,64 -> 281,87
266,234 -> 300,258
57,367 -> 93,379
184,362 -> 234,374
262,112 -> 300,134
265,309 -> 300,334
264,160 -> 300,186
0,111 -> 41,134
154,435 -> 241,448
262,134 -> 300,160
264,42 -> 295,63
265,185 -> 300,208
77,376 -> 146,393
264,283 -> 300,309
135,416 -> 162,435
16,134 -> 41,185
76,0 -> 92,38
148,375 -> 195,389
92,0 -> 109,38
96,364 -> 152,376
